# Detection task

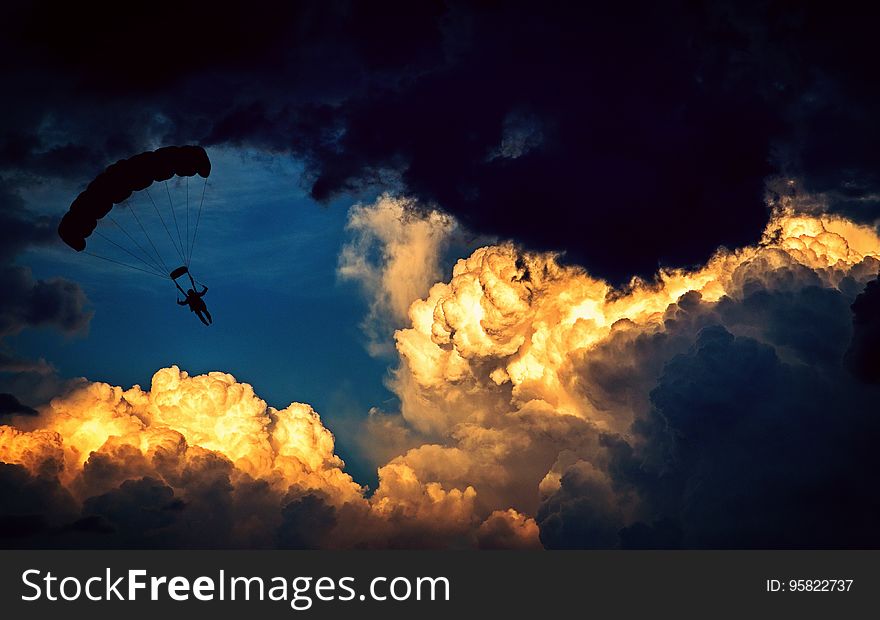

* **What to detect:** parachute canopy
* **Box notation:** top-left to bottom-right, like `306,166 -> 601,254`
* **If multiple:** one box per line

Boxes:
59,145 -> 210,251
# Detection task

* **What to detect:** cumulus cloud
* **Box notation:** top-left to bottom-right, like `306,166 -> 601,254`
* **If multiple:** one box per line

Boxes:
476,509 -> 542,550
0,367 -> 360,547
4,204 -> 880,548
367,205 -> 880,548
0,366 -> 528,548
338,194 -> 458,356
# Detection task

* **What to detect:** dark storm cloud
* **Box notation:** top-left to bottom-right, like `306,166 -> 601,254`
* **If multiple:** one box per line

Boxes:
536,459 -> 624,549
0,265 -> 91,337
1,1 -> 878,281
276,494 -> 338,549
0,428 -> 342,549
538,268 -> 880,549
0,393 -> 37,417
0,463 -> 79,547
0,0 -> 447,175
0,351 -> 84,412
633,326 -> 880,548
0,186 -> 57,260
845,276 -> 880,383
82,478 -> 182,547
0,197 -> 90,402
0,180 -> 90,401
0,183 -> 91,407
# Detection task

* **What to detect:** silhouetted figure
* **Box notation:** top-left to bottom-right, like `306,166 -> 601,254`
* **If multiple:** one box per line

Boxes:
177,285 -> 212,325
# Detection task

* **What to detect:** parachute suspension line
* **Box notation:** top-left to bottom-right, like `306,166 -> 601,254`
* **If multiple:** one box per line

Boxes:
165,181 -> 186,268
185,177 -> 190,266
83,251 -> 168,279
188,177 -> 208,266
107,214 -> 166,276
127,199 -> 170,275
145,187 -> 187,265
93,230 -> 167,277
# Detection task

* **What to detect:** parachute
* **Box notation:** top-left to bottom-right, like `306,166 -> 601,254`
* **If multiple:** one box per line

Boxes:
58,145 -> 211,285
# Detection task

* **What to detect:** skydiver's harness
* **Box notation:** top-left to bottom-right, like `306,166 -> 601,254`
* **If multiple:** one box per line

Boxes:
170,265 -> 205,310
173,270 -> 197,297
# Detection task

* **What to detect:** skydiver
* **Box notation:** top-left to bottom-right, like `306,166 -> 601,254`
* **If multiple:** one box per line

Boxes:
177,284 -> 212,325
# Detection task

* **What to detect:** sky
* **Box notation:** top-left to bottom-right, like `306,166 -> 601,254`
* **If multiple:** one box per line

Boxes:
2,1 -> 880,549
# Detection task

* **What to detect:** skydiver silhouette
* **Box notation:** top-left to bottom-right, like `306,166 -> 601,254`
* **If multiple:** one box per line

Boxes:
176,280 -> 212,325
177,286 -> 211,325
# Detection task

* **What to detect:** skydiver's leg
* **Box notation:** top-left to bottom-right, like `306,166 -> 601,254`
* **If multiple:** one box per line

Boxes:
196,311 -> 210,326
203,309 -> 213,324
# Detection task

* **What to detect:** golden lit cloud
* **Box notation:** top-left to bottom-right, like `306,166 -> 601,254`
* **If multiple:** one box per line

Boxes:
338,194 -> 459,356
3,367 -> 364,505
393,207 -> 880,433
2,204 -> 879,548
373,206 -> 880,536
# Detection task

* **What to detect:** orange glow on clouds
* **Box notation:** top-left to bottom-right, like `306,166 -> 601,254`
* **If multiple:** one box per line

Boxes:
2,205 -> 878,547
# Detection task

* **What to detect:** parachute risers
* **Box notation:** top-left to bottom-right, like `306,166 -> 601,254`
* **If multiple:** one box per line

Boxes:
170,265 -> 196,294
168,265 -> 196,295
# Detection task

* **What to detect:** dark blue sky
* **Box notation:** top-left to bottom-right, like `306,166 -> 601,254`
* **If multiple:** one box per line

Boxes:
12,147 -> 397,486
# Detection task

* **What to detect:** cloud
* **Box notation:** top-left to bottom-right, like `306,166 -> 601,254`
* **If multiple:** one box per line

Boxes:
0,352 -> 85,414
611,322 -> 880,548
0,265 -> 91,337
0,463 -> 79,545
0,186 -> 58,260
0,393 -> 37,417
3,206 -> 880,547
3,2 -> 879,282
0,185 -> 91,340
0,185 -> 92,410
536,460 -> 624,549
369,206 -> 880,548
0,367 -> 359,547
845,277 -> 880,383
0,365 -> 527,548
338,194 -> 458,356
476,509 -> 542,550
